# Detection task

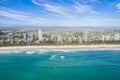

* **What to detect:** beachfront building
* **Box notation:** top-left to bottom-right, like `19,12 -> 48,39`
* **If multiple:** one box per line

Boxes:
0,39 -> 4,44
114,33 -> 120,41
57,35 -> 63,43
8,33 -> 14,44
23,33 -> 28,42
83,30 -> 88,42
38,29 -> 43,42
102,35 -> 105,42
78,37 -> 83,44
51,34 -> 57,42
29,33 -> 34,42
105,35 -> 111,41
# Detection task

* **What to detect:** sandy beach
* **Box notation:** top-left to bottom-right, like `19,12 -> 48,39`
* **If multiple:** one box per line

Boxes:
0,45 -> 120,51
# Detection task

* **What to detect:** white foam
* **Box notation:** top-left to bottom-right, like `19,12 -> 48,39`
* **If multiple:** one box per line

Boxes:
37,50 -> 50,54
0,51 -> 12,54
60,56 -> 65,59
14,51 -> 24,53
51,48 -> 120,52
26,51 -> 35,54
0,48 -> 119,54
48,49 -> 90,52
50,55 -> 56,60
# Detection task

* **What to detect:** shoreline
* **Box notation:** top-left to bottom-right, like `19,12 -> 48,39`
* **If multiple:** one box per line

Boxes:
0,45 -> 120,51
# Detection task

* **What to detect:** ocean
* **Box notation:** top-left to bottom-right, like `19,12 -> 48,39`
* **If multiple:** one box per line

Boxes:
0,50 -> 120,80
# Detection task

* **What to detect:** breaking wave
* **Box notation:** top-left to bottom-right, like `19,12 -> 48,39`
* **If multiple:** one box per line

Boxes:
50,55 -> 56,60
0,49 -> 120,54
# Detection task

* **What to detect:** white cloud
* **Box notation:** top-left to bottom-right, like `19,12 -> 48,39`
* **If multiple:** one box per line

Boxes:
0,7 -> 48,25
85,0 -> 98,3
0,0 -> 9,4
72,0 -> 98,3
73,0 -> 99,14
31,0 -> 42,6
44,4 -> 73,18
32,0 -> 76,18
116,3 -> 120,10
31,0 -> 99,18
74,3 -> 92,13
0,8 -> 29,20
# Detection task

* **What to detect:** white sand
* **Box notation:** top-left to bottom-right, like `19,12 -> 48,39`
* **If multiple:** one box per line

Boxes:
0,45 -> 120,51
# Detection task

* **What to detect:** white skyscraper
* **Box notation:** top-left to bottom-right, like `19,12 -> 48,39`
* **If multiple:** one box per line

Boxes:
38,29 -> 43,42
114,33 -> 120,41
8,33 -> 13,44
102,35 -> 105,42
84,30 -> 88,42
23,33 -> 28,42
57,35 -> 62,43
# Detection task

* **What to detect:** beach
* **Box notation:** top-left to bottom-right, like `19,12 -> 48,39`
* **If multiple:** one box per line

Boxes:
0,45 -> 120,51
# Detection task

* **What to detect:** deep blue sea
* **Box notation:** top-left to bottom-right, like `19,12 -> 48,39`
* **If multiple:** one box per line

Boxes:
0,50 -> 120,80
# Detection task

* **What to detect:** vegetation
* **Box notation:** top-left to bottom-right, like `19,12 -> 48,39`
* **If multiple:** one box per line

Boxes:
0,41 -> 120,47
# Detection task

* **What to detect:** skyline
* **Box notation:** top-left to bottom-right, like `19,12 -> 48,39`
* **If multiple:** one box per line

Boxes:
0,0 -> 120,27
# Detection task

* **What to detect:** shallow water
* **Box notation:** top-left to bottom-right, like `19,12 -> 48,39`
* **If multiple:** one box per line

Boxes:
0,50 -> 120,80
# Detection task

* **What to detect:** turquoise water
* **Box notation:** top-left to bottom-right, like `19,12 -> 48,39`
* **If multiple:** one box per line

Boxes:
0,50 -> 120,80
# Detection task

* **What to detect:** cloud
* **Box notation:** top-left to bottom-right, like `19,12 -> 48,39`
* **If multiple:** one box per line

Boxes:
74,3 -> 92,13
32,0 -> 76,18
31,0 -> 99,18
0,8 -> 29,20
72,0 -> 98,3
84,0 -> 98,3
0,0 -> 9,4
116,3 -> 120,10
44,4 -> 73,18
0,7 -> 48,25
73,0 -> 99,14
31,0 -> 42,6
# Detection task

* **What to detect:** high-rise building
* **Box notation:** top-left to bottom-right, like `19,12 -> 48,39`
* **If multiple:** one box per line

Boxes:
105,35 -> 111,41
114,33 -> 120,41
29,33 -> 34,42
23,33 -> 28,42
102,35 -> 105,42
51,34 -> 57,42
38,29 -> 43,42
84,30 -> 88,42
8,33 -> 13,44
57,35 -> 63,43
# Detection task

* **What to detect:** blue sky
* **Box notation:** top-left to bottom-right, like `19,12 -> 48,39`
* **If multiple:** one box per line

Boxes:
0,0 -> 120,27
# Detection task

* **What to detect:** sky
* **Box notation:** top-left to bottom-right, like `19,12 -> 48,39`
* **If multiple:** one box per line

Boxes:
0,0 -> 120,27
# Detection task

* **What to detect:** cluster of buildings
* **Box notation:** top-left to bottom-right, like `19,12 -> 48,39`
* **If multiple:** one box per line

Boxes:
0,29 -> 120,45
0,29 -> 43,44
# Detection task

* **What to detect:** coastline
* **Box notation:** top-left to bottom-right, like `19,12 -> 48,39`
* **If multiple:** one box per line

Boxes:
0,45 -> 120,51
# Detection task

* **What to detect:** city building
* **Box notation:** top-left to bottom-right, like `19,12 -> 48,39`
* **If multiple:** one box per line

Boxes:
51,34 -> 57,42
84,30 -> 88,42
114,33 -> 120,41
57,35 -> 63,43
8,33 -> 14,44
29,33 -> 34,42
38,29 -> 43,42
23,33 -> 28,42
102,35 -> 105,42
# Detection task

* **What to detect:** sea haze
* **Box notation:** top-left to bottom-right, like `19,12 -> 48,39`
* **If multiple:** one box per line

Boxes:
0,25 -> 120,30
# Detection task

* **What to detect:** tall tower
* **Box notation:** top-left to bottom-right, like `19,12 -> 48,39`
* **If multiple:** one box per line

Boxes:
8,33 -> 13,44
84,30 -> 88,42
57,35 -> 62,43
23,33 -> 28,42
114,33 -> 120,41
38,29 -> 43,42
102,35 -> 105,42
30,33 -> 34,42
